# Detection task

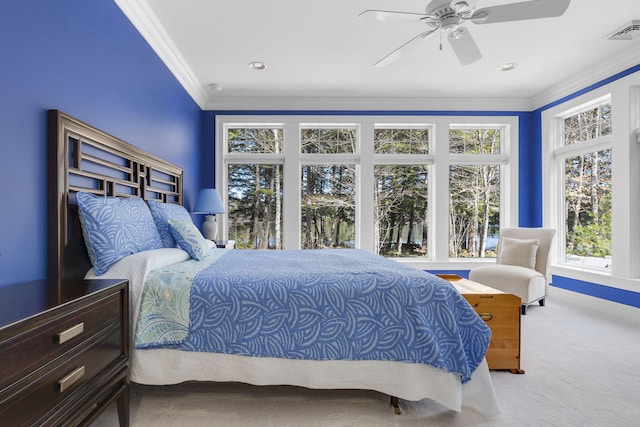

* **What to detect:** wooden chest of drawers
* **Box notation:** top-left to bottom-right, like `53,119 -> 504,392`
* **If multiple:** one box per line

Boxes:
0,279 -> 130,426
438,275 -> 523,373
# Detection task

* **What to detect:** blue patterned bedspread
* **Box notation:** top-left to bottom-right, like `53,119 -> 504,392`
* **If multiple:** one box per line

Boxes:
135,249 -> 490,383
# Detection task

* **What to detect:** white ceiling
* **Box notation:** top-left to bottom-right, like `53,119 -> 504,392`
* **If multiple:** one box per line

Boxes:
117,0 -> 640,110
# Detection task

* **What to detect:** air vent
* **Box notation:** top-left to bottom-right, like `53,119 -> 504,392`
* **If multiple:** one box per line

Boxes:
606,20 -> 640,40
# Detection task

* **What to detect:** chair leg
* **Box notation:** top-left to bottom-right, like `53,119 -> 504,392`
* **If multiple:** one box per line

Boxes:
521,304 -> 527,315
539,298 -> 545,307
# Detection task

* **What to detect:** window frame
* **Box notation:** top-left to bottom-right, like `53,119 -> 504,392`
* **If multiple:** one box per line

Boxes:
447,124 -> 511,260
216,115 -> 519,269
545,95 -> 614,272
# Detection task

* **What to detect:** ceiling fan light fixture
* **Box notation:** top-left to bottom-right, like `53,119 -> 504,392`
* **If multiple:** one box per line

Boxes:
449,28 -> 464,39
497,62 -> 517,71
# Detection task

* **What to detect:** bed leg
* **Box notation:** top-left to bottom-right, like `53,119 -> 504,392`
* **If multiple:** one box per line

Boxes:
389,396 -> 402,415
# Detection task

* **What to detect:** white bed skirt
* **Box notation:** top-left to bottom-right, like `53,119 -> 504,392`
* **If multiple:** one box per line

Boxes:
131,349 -> 500,417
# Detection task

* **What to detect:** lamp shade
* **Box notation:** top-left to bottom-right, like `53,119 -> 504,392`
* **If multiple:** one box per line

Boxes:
192,188 -> 225,214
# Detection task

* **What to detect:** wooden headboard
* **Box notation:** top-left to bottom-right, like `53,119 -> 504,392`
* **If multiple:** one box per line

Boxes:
48,110 -> 184,284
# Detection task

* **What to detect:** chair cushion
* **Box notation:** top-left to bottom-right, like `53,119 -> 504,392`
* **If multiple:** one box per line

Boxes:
498,237 -> 538,269
469,264 -> 546,305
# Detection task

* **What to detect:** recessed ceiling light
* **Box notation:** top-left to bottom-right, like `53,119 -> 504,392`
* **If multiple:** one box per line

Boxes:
249,61 -> 266,70
497,62 -> 517,71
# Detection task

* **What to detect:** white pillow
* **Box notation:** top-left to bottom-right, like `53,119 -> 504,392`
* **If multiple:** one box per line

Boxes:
497,237 -> 538,269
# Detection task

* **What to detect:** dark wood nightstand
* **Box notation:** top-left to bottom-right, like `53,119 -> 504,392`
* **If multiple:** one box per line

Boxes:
0,279 -> 130,426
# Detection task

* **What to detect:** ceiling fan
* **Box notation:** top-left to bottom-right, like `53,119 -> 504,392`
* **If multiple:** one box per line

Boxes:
358,0 -> 571,66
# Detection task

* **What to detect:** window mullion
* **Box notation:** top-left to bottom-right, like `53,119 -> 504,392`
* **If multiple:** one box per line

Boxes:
300,154 -> 360,164
433,123 -> 450,262
373,154 -> 435,165
359,124 -> 375,252
449,154 -> 508,165
553,136 -> 612,159
282,121 -> 300,250
225,154 -> 284,164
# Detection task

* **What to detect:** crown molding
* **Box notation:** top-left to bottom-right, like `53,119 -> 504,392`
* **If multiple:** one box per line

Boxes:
204,96 -> 531,112
114,0 -> 208,109
529,45 -> 640,111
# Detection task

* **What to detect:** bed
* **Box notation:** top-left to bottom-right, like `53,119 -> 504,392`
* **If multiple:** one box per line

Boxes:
47,110 -> 500,417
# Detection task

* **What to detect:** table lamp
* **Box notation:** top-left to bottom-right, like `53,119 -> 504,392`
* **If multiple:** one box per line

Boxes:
192,188 -> 225,240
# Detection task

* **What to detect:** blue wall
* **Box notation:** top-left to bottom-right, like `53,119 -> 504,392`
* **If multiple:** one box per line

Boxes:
0,0 -> 202,286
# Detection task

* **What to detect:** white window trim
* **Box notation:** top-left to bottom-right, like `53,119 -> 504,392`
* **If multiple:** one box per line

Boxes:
216,115 -> 519,270
542,70 -> 640,287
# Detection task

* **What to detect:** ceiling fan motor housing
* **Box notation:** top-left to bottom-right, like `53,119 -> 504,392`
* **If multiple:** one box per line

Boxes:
424,0 -> 468,32
440,14 -> 462,31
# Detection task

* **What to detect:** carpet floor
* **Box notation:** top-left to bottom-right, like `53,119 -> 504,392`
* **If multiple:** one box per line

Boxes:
92,289 -> 640,426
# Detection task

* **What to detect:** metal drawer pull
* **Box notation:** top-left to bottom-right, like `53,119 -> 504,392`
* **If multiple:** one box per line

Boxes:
479,312 -> 493,321
58,322 -> 84,344
58,366 -> 85,392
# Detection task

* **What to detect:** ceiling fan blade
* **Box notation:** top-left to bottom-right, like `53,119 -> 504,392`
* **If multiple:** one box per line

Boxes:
448,27 -> 482,65
374,29 -> 438,67
358,9 -> 430,22
471,0 -> 570,25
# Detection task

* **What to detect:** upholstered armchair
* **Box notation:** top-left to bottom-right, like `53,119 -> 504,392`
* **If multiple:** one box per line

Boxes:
469,227 -> 556,315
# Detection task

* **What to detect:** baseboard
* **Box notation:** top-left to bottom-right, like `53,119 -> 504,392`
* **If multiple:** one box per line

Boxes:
549,286 -> 640,324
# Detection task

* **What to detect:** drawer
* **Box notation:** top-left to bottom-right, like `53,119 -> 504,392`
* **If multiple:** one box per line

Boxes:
0,325 -> 124,426
0,292 -> 122,390
53,366 -> 130,427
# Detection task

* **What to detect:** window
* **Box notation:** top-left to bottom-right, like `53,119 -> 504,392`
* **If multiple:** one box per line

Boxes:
553,100 -> 613,269
375,164 -> 429,256
373,126 -> 431,257
228,127 -> 283,154
300,126 -> 357,249
226,127 -> 284,249
218,116 -> 517,263
301,127 -> 355,154
449,128 -> 504,258
301,164 -> 356,248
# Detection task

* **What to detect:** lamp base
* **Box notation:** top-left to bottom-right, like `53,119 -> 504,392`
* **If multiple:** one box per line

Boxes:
202,215 -> 218,241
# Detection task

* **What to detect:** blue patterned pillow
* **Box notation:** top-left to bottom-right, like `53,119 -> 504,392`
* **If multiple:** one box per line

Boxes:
168,219 -> 210,260
76,192 -> 164,275
147,200 -> 194,248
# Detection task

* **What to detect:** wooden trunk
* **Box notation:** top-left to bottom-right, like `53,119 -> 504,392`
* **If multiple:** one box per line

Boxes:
438,275 -> 523,373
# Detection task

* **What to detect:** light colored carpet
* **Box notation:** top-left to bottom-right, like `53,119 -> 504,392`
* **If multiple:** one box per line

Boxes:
92,289 -> 640,426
